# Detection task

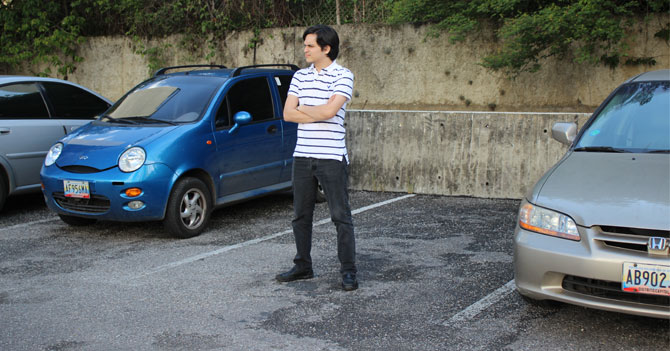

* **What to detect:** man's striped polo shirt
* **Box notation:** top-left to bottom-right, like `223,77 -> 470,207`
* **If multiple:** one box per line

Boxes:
288,61 -> 354,163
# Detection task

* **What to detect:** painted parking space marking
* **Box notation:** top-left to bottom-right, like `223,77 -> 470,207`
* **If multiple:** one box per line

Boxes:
444,279 -> 516,324
131,194 -> 416,280
0,217 -> 59,233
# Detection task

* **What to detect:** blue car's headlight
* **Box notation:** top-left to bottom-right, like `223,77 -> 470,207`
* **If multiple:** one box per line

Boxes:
518,202 -> 580,241
118,147 -> 146,173
45,143 -> 63,166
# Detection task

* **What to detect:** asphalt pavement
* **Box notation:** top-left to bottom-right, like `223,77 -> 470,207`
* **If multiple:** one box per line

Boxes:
0,191 -> 668,350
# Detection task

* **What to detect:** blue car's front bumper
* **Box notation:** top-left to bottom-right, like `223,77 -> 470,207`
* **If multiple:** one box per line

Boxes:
41,163 -> 176,222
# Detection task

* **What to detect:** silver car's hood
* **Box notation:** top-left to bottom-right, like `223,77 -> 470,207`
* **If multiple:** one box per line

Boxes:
533,152 -> 670,230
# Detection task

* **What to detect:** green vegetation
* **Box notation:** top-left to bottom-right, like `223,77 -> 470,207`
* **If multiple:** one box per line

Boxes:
0,0 -> 667,77
388,0 -> 669,76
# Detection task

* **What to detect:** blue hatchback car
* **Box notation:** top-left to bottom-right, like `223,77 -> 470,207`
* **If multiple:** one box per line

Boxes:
41,64 -> 299,238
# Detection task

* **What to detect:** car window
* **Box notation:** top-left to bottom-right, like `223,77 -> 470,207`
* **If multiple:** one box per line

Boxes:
576,81 -> 670,152
41,82 -> 109,119
215,96 -> 230,129
227,77 -> 274,122
105,76 -> 221,123
0,83 -> 49,119
275,74 -> 293,107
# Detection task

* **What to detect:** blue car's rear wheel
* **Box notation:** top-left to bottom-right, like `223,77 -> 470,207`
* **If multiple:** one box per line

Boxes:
163,177 -> 211,239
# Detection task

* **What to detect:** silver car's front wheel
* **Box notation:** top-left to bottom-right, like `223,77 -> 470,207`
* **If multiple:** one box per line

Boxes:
164,177 -> 211,239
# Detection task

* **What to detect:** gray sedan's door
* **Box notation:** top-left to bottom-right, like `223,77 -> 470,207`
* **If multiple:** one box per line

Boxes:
0,83 -> 65,191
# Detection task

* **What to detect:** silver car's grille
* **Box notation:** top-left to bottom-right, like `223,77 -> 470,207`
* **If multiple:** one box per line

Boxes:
562,275 -> 670,307
600,226 -> 669,238
53,192 -> 110,213
59,165 -> 104,174
596,226 -> 669,253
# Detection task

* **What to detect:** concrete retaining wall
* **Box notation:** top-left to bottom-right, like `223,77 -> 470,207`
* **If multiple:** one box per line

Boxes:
346,110 -> 591,199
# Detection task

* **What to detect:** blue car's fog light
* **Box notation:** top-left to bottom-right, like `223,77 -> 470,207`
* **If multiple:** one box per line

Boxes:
128,201 -> 145,210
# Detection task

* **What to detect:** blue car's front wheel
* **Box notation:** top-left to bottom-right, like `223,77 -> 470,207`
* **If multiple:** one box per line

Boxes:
163,177 -> 212,239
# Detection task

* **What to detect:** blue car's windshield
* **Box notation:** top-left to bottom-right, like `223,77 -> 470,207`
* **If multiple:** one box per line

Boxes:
575,81 -> 670,153
104,76 -> 224,124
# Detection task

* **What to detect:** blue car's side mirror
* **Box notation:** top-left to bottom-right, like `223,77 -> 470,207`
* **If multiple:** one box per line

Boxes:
229,111 -> 252,134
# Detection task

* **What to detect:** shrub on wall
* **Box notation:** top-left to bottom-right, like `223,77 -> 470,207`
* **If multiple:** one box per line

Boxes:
388,0 -> 670,76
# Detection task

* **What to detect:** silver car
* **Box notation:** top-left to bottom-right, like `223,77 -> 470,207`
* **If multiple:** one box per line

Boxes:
0,76 -> 112,211
514,69 -> 670,319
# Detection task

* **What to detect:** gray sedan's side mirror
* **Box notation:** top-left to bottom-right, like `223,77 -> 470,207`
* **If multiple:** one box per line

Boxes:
551,122 -> 577,145
228,111 -> 252,134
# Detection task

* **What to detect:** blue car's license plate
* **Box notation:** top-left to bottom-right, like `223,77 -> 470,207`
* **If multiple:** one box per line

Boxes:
622,262 -> 670,296
63,180 -> 90,199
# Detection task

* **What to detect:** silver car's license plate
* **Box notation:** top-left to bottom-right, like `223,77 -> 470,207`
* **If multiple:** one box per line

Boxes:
63,180 -> 90,199
622,262 -> 670,296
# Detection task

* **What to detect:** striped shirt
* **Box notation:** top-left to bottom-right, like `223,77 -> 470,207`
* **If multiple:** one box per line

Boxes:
288,61 -> 354,162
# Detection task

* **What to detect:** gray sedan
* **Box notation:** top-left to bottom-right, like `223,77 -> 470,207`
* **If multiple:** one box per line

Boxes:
0,76 -> 111,211
514,69 -> 670,319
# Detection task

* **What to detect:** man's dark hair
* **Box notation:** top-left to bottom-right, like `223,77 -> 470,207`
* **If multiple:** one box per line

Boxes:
303,24 -> 339,61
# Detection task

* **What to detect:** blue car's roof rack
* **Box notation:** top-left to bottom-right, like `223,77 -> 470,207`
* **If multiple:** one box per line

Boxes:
153,64 -> 228,76
231,64 -> 299,77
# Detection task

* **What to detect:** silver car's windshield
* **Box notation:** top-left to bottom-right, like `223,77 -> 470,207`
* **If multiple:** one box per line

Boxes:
103,76 -> 223,124
575,81 -> 670,153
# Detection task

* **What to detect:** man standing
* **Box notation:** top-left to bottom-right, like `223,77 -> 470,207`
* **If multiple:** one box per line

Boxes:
276,24 -> 357,291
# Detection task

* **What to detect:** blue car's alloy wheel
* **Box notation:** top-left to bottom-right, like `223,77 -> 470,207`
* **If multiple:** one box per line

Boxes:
164,177 -> 211,239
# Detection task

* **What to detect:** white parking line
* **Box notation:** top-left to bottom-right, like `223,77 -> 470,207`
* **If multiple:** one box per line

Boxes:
444,279 -> 516,324
132,193 -> 416,279
0,217 -> 59,232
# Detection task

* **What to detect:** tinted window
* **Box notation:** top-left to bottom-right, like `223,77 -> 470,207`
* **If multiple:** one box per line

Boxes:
227,77 -> 274,122
576,81 -> 670,152
215,97 -> 230,129
275,74 -> 293,107
42,82 -> 109,119
0,83 -> 49,119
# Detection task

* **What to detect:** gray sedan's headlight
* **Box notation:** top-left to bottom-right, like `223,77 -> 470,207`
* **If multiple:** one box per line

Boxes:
518,203 -> 580,241
44,143 -> 63,166
118,147 -> 146,172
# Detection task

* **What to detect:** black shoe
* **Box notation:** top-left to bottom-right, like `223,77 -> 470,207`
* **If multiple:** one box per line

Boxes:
342,272 -> 358,291
276,266 -> 314,282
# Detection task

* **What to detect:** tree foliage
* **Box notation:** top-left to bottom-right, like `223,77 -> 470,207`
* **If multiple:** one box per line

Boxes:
0,0 -> 668,77
0,0 -> 317,76
388,0 -> 669,76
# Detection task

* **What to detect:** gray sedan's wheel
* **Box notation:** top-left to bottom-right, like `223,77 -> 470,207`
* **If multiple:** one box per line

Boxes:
0,173 -> 6,211
163,177 -> 211,239
58,214 -> 97,226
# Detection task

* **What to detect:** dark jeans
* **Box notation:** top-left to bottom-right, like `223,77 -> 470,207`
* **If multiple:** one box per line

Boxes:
291,157 -> 356,274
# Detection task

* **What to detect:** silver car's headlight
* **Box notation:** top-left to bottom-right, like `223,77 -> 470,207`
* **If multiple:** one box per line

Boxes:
118,147 -> 146,173
45,143 -> 63,166
518,203 -> 580,241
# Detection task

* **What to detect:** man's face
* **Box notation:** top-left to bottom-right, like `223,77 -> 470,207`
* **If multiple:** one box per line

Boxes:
304,33 -> 330,65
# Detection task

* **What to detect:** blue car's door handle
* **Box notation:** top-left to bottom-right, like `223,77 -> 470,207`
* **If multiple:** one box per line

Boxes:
267,125 -> 277,134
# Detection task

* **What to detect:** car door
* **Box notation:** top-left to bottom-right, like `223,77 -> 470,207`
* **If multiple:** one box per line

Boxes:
212,76 -> 283,197
0,82 -> 65,191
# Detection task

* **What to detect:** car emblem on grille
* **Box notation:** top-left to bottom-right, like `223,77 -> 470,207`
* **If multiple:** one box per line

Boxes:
79,155 -> 88,160
648,237 -> 669,255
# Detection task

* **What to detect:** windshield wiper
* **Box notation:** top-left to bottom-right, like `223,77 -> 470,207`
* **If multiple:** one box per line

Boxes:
126,116 -> 177,125
99,115 -> 139,124
573,146 -> 629,153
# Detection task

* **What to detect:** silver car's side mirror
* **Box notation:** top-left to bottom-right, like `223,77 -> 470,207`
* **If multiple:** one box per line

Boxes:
551,122 -> 577,145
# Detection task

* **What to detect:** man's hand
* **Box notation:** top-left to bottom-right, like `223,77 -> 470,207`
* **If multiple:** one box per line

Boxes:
284,95 -> 348,123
